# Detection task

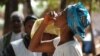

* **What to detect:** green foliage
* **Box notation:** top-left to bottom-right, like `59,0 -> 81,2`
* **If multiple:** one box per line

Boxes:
37,1 -> 44,8
0,5 -> 5,12
92,0 -> 100,12
0,0 -> 26,5
35,0 -> 60,10
47,0 -> 59,10
0,0 -> 8,6
19,0 -> 26,3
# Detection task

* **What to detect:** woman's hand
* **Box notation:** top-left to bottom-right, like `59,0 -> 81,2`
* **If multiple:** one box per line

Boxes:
43,11 -> 55,25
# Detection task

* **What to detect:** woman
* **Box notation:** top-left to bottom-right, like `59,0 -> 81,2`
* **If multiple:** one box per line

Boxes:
28,2 -> 90,56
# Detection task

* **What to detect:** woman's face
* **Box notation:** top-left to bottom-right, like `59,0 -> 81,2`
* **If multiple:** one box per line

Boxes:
54,11 -> 67,28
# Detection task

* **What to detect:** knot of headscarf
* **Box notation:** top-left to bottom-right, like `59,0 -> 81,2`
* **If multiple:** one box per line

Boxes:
66,2 -> 91,39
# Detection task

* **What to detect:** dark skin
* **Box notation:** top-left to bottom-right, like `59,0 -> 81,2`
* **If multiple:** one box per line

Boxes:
42,33 -> 57,56
24,20 -> 34,37
42,33 -> 57,41
10,17 -> 22,33
28,11 -> 74,54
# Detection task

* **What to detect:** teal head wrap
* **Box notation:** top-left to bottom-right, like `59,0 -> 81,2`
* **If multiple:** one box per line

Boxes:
66,2 -> 91,39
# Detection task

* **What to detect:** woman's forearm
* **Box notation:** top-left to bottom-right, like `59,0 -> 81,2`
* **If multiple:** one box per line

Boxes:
28,20 -> 49,51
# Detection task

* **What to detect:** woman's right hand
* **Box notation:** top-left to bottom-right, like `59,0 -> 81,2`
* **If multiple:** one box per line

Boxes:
43,11 -> 55,25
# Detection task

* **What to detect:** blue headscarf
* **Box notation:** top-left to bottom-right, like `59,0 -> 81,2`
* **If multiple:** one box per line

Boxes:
66,2 -> 91,39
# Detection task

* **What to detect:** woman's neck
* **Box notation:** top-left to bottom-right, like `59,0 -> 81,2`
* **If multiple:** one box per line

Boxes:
59,26 -> 74,44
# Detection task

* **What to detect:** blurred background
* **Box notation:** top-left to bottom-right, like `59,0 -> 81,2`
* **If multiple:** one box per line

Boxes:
0,0 -> 100,55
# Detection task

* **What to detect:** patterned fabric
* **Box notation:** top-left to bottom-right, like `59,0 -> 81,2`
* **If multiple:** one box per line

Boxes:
66,2 -> 90,39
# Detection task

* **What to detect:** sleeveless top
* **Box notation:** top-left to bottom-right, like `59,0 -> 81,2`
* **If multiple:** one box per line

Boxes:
53,37 -> 83,56
11,39 -> 42,56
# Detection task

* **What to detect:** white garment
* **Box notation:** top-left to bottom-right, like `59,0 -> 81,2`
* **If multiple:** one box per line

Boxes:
11,39 -> 42,56
10,32 -> 22,42
53,37 -> 83,56
83,33 -> 92,41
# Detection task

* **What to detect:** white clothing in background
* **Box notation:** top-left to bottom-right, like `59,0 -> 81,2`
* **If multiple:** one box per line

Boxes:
11,39 -> 42,56
10,32 -> 22,42
83,33 -> 92,41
